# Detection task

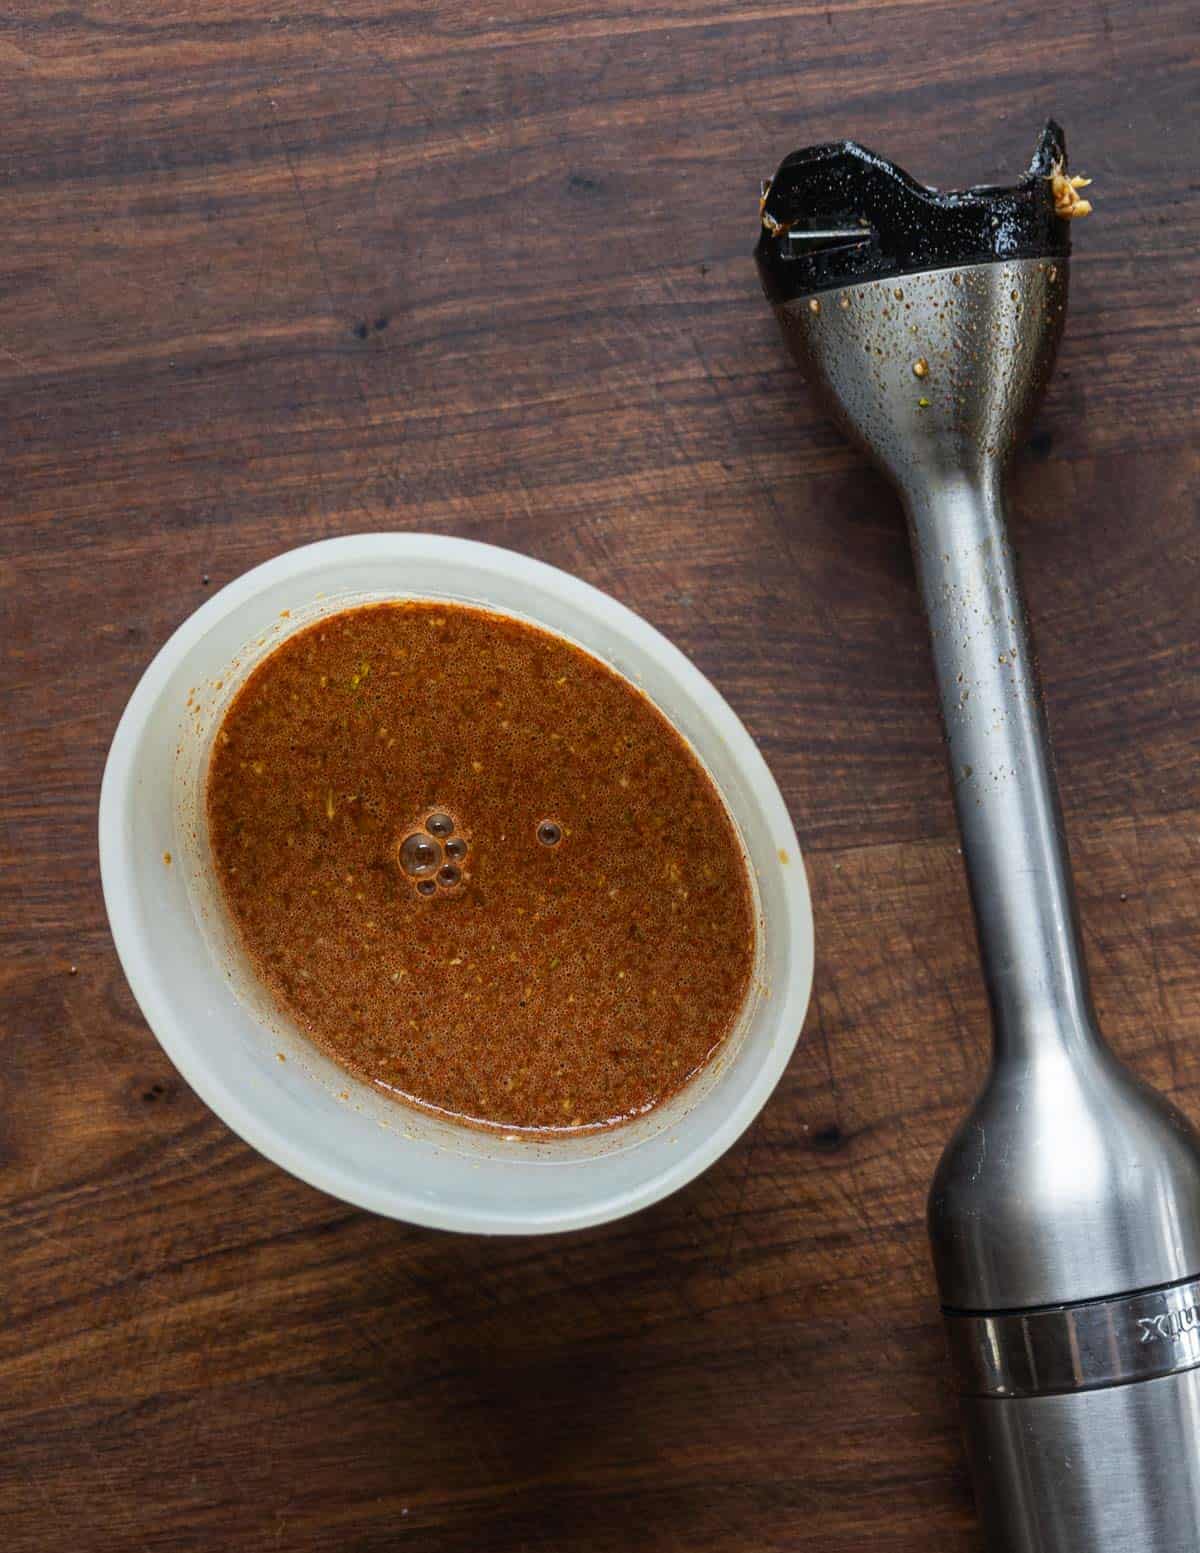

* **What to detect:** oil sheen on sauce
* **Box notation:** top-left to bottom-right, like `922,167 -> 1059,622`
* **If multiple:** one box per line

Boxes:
206,602 -> 756,1134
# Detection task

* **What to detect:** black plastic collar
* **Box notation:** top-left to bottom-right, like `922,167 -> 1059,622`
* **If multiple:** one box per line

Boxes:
756,121 -> 1072,303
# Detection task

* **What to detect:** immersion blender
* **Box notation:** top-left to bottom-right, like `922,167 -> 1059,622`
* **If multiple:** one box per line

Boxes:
756,123 -> 1200,1550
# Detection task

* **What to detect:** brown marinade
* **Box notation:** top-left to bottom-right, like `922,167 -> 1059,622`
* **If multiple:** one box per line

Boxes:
206,602 -> 756,1133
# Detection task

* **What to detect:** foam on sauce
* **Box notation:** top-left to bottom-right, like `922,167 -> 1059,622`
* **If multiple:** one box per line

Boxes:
206,602 -> 756,1134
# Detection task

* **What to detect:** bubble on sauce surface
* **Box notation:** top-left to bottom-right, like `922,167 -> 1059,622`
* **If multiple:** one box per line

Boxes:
426,813 -> 454,838
437,863 -> 461,887
415,878 -> 437,897
445,836 -> 468,861
400,833 -> 441,877
537,820 -> 563,847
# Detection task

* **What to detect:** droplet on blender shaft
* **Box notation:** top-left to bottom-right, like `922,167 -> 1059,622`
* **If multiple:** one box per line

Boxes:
400,833 -> 441,877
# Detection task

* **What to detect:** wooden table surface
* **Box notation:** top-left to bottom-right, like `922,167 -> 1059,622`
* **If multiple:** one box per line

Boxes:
2,3 -> 1197,1548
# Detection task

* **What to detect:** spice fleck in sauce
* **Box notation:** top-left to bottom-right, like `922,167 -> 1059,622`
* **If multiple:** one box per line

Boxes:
207,603 -> 756,1134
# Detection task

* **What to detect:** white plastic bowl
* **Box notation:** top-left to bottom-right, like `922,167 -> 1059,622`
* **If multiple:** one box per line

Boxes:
99,534 -> 813,1233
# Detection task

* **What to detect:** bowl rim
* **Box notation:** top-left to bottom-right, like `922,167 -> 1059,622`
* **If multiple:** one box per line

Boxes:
99,533 -> 814,1233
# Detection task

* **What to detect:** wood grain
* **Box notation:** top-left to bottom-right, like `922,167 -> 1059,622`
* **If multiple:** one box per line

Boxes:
1,2 -> 1197,1548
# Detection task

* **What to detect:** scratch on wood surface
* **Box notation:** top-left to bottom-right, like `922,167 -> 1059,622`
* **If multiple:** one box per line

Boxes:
264,93 -> 373,415
1135,814 -> 1181,1089
0,339 -> 33,370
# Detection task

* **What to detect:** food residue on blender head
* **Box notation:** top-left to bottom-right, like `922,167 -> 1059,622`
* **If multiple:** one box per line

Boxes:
206,602 -> 756,1135
1049,162 -> 1093,219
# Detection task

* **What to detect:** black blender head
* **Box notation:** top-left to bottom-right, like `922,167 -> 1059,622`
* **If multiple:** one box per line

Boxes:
756,121 -> 1076,304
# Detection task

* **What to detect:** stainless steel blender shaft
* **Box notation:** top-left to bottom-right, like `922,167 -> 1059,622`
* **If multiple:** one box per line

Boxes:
915,383 -> 1200,1548
775,257 -> 1200,1307
763,175 -> 1200,1545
